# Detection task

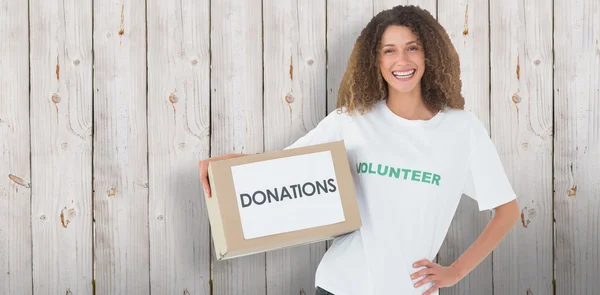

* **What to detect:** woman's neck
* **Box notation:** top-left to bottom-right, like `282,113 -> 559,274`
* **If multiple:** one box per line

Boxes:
386,87 -> 435,121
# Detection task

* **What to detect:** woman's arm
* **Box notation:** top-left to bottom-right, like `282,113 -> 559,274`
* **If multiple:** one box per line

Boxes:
450,199 -> 520,278
411,199 -> 520,294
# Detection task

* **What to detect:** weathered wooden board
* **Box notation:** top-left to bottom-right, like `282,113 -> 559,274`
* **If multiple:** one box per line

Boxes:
147,0 -> 211,293
263,0 -> 328,294
0,0 -> 32,293
93,0 -> 150,294
210,0 -> 265,294
554,0 -> 600,293
30,0 -> 94,293
490,0 -> 553,294
326,0 -> 374,113
4,0 -> 600,293
437,0 -> 493,294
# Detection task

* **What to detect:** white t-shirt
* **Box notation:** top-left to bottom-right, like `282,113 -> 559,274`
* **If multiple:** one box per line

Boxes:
285,99 -> 517,295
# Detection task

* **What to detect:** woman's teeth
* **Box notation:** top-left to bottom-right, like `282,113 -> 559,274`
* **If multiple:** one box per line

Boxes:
392,69 -> 416,79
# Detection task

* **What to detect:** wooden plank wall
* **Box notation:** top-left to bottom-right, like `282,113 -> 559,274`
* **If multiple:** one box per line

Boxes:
554,0 -> 600,294
489,0 -> 554,294
147,0 -> 211,294
29,0 -> 94,294
437,0 -> 493,294
0,0 -> 599,294
210,1 -> 265,294
94,0 -> 150,294
0,0 -> 32,294
263,1 -> 327,295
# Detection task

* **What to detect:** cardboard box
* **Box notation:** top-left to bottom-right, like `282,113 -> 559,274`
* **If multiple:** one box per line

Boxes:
206,140 -> 361,260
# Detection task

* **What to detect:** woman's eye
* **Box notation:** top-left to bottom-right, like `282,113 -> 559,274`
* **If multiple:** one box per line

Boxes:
384,49 -> 394,54
408,46 -> 419,51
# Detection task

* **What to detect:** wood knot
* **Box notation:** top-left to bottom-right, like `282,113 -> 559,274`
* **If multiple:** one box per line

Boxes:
521,206 -> 531,228
107,187 -> 116,197
512,93 -> 521,104
285,94 -> 294,103
52,93 -> 61,103
73,59 -> 80,66
568,185 -> 577,197
60,207 -> 76,228
157,215 -> 164,221
533,59 -> 541,66
169,94 -> 178,103
8,174 -> 31,188
191,59 -> 198,66
307,59 -> 314,65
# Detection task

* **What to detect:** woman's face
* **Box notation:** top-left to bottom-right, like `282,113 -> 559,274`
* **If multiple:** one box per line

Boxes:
378,25 -> 425,96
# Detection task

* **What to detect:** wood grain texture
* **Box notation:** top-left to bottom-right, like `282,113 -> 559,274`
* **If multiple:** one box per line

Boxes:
554,0 -> 600,293
0,0 -> 32,293
147,0 -> 211,293
29,0 -> 94,293
93,0 -> 149,294
373,0 -> 436,18
436,1 -> 492,294
210,0 -> 265,294
490,0 -> 553,294
263,0 -> 327,294
326,0 -> 373,113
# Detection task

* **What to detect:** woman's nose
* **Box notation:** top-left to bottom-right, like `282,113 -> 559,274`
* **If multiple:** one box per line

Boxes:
397,54 -> 411,66
395,51 -> 408,62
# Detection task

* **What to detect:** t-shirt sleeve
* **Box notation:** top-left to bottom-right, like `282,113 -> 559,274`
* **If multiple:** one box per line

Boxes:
462,118 -> 517,211
283,109 -> 344,150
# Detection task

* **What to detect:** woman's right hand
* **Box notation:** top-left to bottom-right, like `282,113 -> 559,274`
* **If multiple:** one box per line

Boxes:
199,153 -> 246,198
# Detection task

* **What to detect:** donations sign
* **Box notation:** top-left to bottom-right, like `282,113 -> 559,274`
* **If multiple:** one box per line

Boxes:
230,151 -> 346,239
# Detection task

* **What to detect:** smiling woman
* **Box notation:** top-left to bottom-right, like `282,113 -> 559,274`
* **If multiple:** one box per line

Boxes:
336,5 -> 463,117
199,4 -> 521,295
379,29 -> 425,94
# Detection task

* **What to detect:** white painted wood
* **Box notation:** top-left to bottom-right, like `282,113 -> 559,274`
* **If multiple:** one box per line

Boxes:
554,0 -> 600,293
263,0 -> 327,294
29,0 -> 94,293
92,0 -> 149,294
490,0 -> 553,294
326,0 -> 374,113
373,0 -> 436,18
210,0 -> 265,294
147,0 -> 211,293
436,1 -> 493,294
0,0 -> 32,293
11,1 -> 600,293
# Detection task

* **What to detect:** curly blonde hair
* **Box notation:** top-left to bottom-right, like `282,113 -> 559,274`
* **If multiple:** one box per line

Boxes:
337,5 -> 464,114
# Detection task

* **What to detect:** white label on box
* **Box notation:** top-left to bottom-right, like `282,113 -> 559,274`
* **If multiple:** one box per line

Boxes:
230,151 -> 346,239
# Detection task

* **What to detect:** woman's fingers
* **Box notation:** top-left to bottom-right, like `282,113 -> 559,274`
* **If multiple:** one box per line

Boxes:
414,274 -> 436,288
199,160 -> 212,198
413,259 -> 434,268
410,267 -> 435,280
422,284 -> 439,295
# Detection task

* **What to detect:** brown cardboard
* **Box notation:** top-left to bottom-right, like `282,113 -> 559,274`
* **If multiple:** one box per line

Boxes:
205,140 -> 361,260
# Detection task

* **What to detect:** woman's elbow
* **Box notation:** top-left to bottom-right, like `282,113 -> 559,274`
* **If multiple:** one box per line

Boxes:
494,199 -> 520,225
